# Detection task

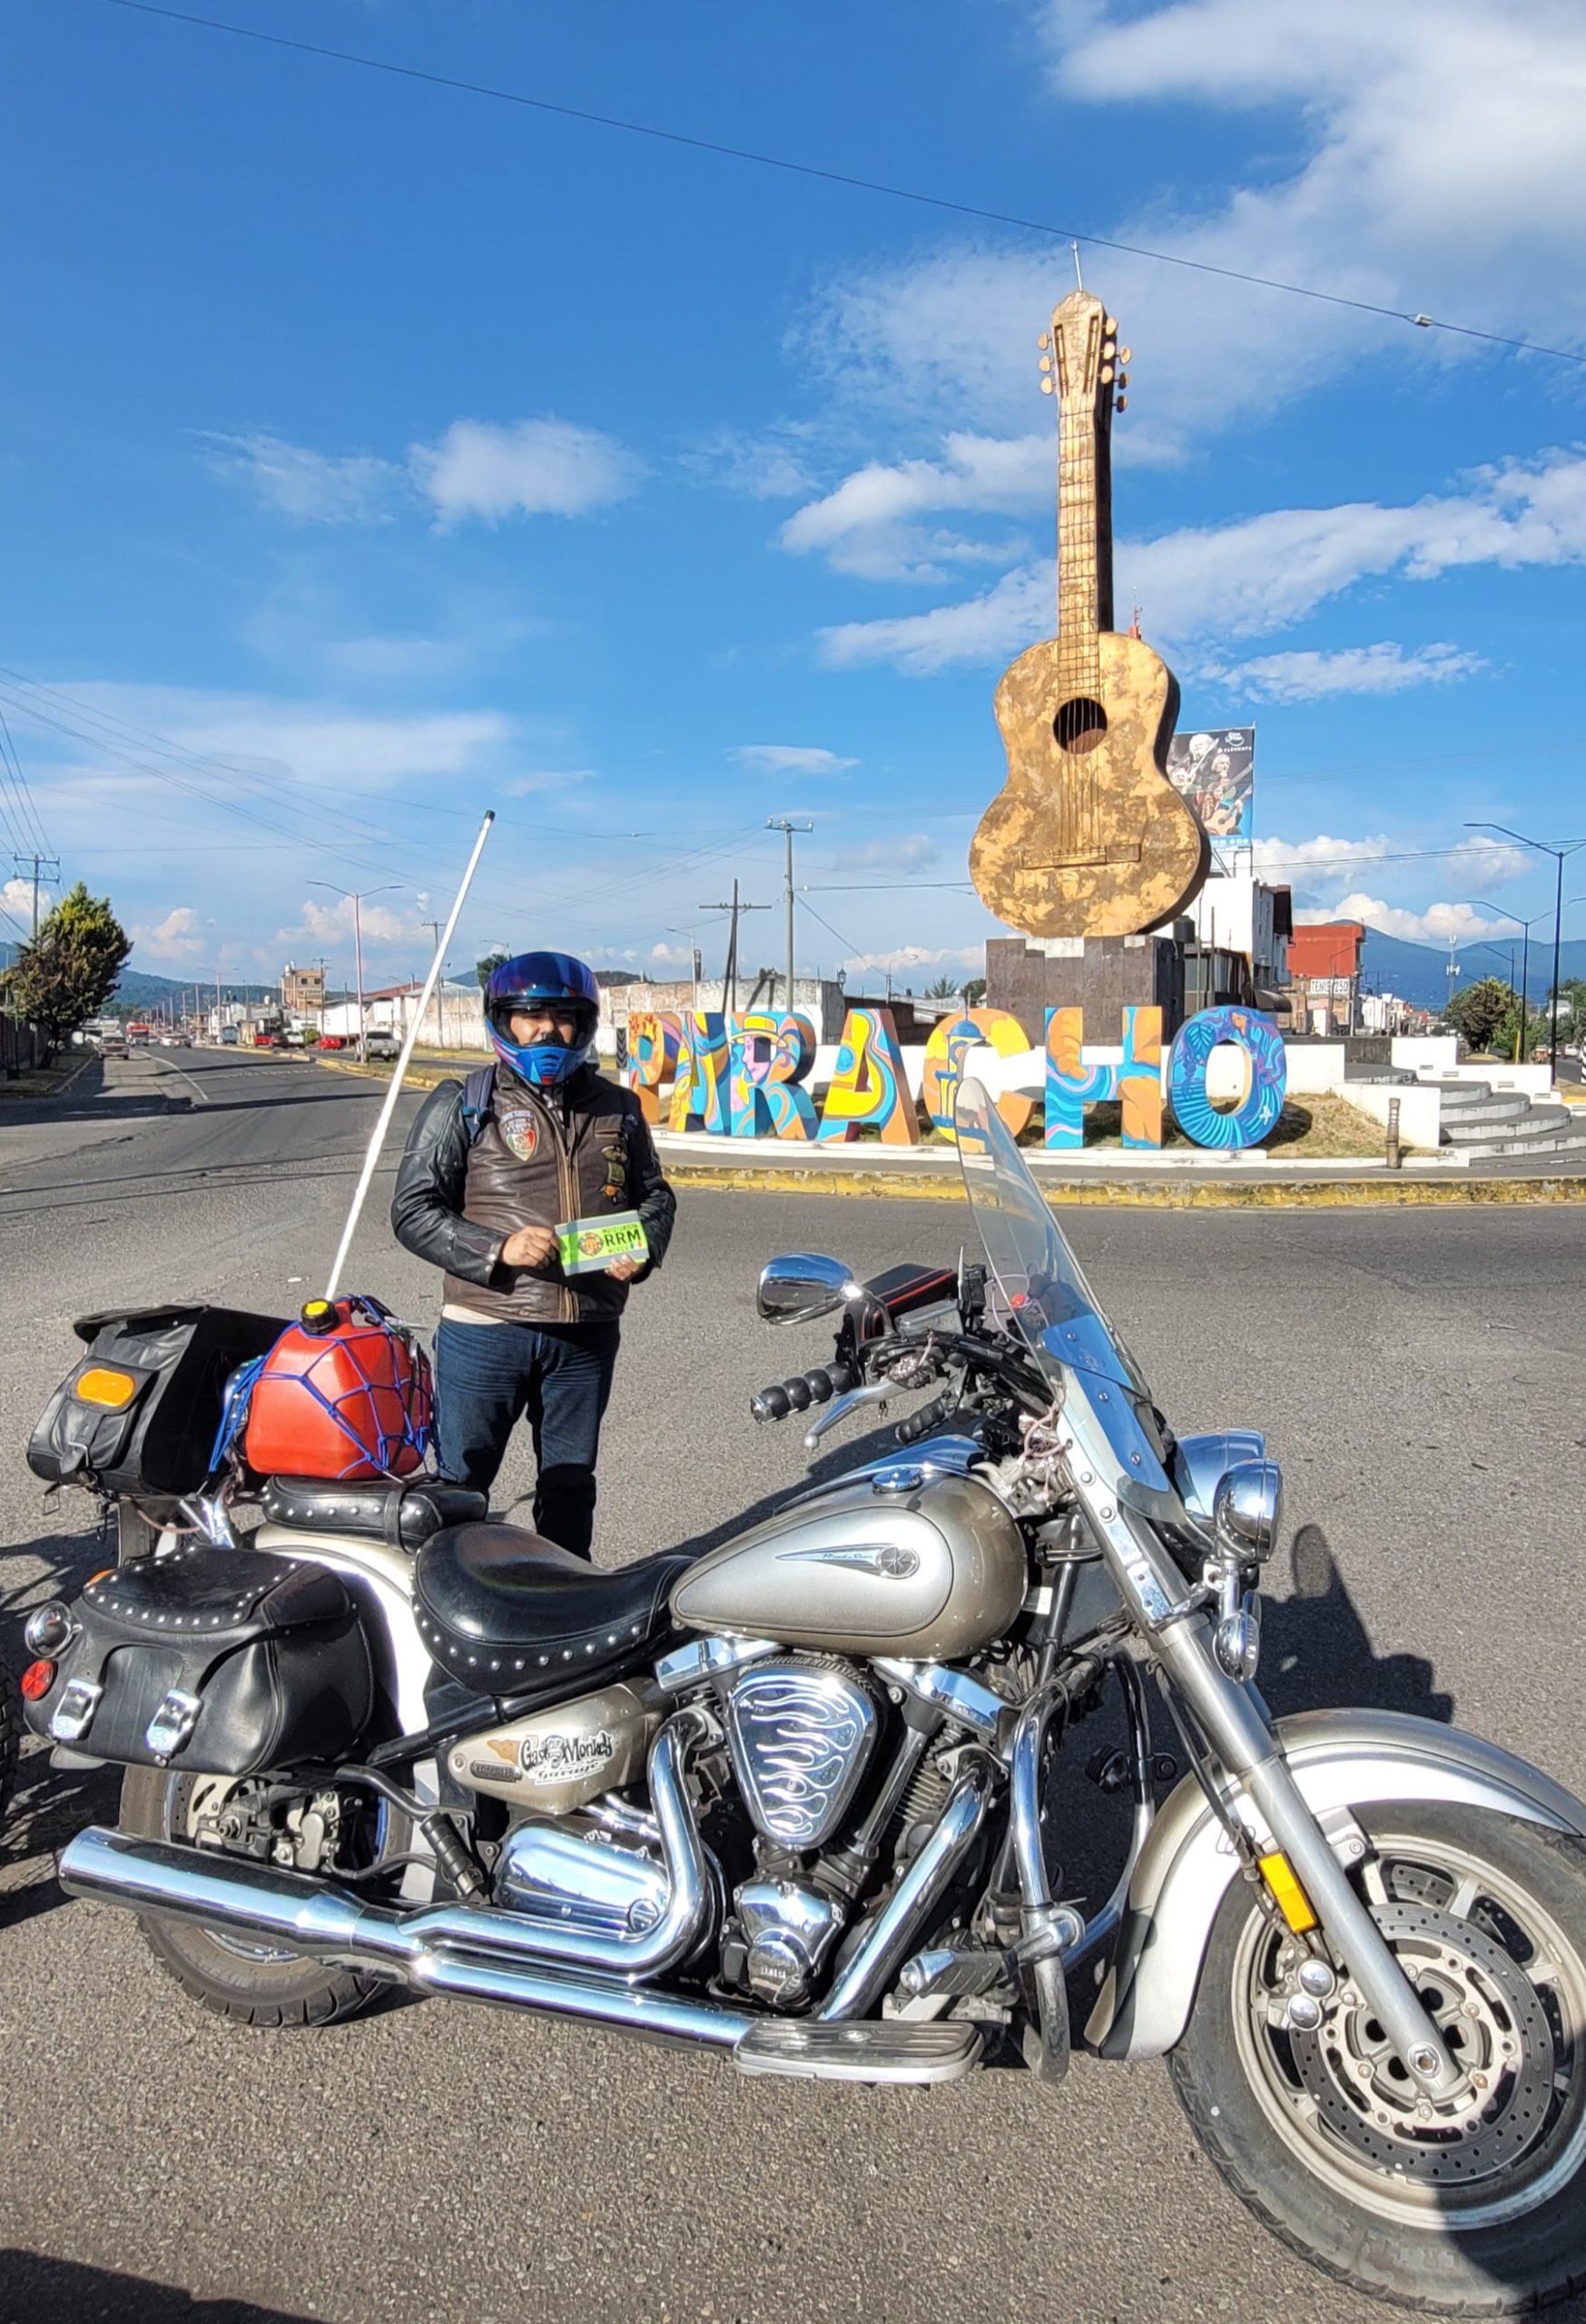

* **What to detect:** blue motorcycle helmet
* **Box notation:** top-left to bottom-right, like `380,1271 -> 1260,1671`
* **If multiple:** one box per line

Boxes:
485,950 -> 601,1087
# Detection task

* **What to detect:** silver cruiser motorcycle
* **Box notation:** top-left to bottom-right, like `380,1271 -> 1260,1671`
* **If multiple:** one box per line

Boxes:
25,1078 -> 1586,2313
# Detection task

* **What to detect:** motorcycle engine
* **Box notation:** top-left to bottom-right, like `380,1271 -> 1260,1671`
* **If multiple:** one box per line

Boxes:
724,1655 -> 879,1850
722,1655 -> 881,2007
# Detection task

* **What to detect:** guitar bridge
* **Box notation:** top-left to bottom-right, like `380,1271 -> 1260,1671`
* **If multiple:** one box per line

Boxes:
1021,842 -> 1141,871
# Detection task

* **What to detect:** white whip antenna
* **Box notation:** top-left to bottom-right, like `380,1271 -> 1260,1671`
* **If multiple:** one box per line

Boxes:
324,809 -> 495,1300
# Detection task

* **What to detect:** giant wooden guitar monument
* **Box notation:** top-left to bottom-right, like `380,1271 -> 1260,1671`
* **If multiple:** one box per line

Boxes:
975,285 -> 1208,1035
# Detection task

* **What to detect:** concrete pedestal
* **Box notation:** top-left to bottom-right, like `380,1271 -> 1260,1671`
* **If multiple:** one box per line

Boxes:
985,930 -> 1187,1047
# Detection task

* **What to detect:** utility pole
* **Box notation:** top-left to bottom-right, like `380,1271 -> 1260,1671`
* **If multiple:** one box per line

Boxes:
13,852 -> 60,939
765,818 -> 813,1013
697,881 -> 770,1018
309,882 -> 399,1065
1466,823 -> 1586,1086
423,920 -> 444,1048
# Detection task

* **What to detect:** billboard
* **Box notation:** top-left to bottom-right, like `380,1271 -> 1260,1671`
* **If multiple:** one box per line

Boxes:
1167,725 -> 1255,845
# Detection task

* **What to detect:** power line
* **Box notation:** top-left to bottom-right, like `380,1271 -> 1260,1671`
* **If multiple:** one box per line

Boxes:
99,0 -> 1586,370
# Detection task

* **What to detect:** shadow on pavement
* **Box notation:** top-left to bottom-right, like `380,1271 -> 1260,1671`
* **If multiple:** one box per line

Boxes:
0,2253 -> 320,2323
1260,1521 -> 1455,1725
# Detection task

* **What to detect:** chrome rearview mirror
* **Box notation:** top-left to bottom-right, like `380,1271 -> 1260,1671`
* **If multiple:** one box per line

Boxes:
1213,1460 -> 1284,1564
756,1253 -> 856,1326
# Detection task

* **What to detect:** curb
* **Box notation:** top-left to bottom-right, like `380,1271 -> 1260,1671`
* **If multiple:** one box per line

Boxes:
311,1054 -> 1586,1206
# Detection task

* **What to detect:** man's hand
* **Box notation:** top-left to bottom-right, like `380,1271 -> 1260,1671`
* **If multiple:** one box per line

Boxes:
605,1254 -> 643,1283
501,1223 -> 558,1269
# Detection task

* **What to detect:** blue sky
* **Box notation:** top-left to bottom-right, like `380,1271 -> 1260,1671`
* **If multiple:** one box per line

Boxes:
4,0 -> 1586,994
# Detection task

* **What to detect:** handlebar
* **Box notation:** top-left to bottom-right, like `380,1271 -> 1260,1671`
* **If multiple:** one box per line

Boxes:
894,1387 -> 958,1444
750,1358 -> 859,1425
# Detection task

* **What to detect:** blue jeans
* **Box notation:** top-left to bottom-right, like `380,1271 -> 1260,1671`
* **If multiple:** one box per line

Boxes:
434,1318 -> 621,1558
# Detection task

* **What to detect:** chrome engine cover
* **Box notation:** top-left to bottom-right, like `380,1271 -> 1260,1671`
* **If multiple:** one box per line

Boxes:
735,1878 -> 845,2007
494,1821 -> 670,1939
724,1657 -> 878,1849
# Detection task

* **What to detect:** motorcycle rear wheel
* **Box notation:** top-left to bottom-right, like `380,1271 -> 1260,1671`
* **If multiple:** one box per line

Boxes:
120,1767 -> 389,2029
1171,1804 -> 1586,2313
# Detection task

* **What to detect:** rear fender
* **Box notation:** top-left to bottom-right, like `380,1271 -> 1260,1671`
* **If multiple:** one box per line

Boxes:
1084,1709 -> 1586,2062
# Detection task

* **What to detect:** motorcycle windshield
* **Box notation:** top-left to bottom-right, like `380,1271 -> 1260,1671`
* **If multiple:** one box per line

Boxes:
953,1077 -> 1150,1401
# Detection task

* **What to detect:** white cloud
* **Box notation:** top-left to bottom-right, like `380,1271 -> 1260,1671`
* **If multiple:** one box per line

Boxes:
1252,834 -> 1395,882
1197,642 -> 1486,704
1,874 -> 47,927
133,905 -> 206,961
731,744 -> 859,776
1321,894 -> 1512,945
781,432 -> 1050,581
411,419 -> 644,527
842,943 -> 983,976
202,432 -> 399,524
280,895 -> 412,947
807,2 -> 1586,463
1255,832 -> 1528,895
821,448 -> 1586,672
685,424 -> 823,501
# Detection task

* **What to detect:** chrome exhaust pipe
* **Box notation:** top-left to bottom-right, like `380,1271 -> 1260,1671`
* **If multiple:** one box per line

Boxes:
818,1761 -> 995,2021
59,1708 -> 718,1985
58,1823 -> 751,2045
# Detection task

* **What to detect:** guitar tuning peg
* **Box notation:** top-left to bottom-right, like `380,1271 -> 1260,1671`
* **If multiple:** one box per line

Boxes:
1039,376 -> 1055,395
1115,392 -> 1128,411
1118,346 -> 1132,363
1039,355 -> 1053,372
1099,364 -> 1115,385
1038,332 -> 1050,350
1115,369 -> 1128,389
1104,314 -> 1118,334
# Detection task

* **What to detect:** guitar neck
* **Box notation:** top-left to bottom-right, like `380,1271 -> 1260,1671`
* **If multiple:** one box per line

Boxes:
1056,392 -> 1114,689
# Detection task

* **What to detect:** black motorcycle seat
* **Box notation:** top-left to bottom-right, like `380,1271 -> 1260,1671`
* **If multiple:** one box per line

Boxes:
412,1521 -> 691,1689
261,1475 -> 487,1549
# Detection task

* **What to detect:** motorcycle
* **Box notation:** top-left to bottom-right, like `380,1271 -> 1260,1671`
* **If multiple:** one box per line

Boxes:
18,1076 -> 1586,2312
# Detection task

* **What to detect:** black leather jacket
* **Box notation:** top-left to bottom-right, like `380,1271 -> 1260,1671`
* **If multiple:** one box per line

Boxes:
390,1064 -> 675,1325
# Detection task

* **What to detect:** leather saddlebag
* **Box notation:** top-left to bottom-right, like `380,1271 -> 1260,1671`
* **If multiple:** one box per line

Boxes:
25,1547 -> 373,1776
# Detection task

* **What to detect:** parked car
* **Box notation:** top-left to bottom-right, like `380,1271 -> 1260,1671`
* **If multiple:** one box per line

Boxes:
363,1029 -> 400,1062
100,1032 -> 128,1059
219,1026 -> 239,1047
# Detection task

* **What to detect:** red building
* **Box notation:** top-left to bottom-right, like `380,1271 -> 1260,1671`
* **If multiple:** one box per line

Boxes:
1286,921 -> 1364,1036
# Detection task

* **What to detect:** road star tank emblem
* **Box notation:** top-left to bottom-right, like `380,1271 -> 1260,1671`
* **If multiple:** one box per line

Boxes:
499,1109 -> 539,1161
779,1543 -> 921,1580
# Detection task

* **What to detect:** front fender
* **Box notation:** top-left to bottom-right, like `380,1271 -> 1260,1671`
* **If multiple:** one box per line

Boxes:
1084,1709 -> 1586,2062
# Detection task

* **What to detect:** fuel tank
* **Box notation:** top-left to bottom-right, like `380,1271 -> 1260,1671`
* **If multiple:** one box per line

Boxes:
670,1471 -> 1026,1660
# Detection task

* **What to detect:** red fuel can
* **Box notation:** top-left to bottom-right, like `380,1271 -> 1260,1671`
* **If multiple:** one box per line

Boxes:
243,1297 -> 433,1481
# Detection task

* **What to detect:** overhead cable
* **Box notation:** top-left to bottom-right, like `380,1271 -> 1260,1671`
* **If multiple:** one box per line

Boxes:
99,0 -> 1586,369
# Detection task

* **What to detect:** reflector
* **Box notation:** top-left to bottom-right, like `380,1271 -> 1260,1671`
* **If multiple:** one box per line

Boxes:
21,1658 -> 56,1700
76,1366 -> 137,1410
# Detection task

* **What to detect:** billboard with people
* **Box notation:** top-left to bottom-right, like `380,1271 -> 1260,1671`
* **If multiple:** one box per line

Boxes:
1167,726 -> 1255,844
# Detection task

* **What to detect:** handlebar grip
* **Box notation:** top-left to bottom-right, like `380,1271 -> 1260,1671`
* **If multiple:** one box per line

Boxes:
894,1388 -> 955,1444
751,1358 -> 858,1424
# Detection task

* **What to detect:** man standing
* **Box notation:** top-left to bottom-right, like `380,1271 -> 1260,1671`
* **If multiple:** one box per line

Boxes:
391,950 -> 675,1558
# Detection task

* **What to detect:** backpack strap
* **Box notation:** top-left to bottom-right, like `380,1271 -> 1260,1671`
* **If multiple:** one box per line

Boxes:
459,1063 -> 497,1147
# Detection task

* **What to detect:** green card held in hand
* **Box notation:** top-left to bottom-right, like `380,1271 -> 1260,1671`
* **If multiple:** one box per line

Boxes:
555,1210 -> 649,1275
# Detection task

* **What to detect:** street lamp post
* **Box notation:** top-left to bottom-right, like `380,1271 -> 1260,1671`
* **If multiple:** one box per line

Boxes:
1465,826 -> 1586,1085
1469,901 -> 1550,1065
765,818 -> 813,1013
309,883 -> 399,1065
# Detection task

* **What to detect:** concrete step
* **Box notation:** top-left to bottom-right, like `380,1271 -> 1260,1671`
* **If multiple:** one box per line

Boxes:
1446,1127 -> 1586,1162
1443,1109 -> 1575,1148
1436,1095 -> 1532,1128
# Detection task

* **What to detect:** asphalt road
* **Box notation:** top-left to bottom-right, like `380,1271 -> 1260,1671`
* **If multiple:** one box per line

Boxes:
2,1049 -> 1584,2324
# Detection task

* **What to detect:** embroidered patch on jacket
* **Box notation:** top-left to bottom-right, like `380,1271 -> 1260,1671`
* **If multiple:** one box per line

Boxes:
499,1109 -> 539,1161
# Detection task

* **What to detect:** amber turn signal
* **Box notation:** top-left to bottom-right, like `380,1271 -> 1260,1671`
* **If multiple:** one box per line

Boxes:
75,1366 -> 137,1409
21,1658 -> 56,1700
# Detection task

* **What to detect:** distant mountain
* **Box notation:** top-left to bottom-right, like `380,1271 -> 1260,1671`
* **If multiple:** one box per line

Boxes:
1359,930 -> 1586,1013
110,968 -> 276,1010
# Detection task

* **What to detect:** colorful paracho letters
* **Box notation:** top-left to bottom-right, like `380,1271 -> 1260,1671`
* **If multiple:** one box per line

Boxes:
1044,1007 -> 1163,1149
728,1010 -> 818,1140
814,1008 -> 920,1146
1167,1006 -> 1286,1149
623,1012 -> 682,1125
921,1009 -> 1034,1144
667,1013 -> 731,1136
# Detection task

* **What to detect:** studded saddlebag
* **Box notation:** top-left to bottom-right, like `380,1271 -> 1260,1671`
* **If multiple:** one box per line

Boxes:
24,1547 -> 373,1776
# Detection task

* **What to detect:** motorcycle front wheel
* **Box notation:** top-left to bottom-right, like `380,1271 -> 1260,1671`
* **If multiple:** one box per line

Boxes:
1170,1804 -> 1586,2314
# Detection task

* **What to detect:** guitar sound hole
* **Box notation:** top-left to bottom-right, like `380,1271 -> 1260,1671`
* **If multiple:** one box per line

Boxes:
1054,697 -> 1108,755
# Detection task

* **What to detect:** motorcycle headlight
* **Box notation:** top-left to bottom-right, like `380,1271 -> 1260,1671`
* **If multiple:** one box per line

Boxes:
1213,1460 -> 1283,1563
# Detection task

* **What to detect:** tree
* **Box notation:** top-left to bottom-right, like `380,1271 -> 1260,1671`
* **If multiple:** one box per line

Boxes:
476,950 -> 510,990
1446,976 -> 1512,1055
4,882 -> 130,1048
926,974 -> 960,999
961,977 -> 987,1009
